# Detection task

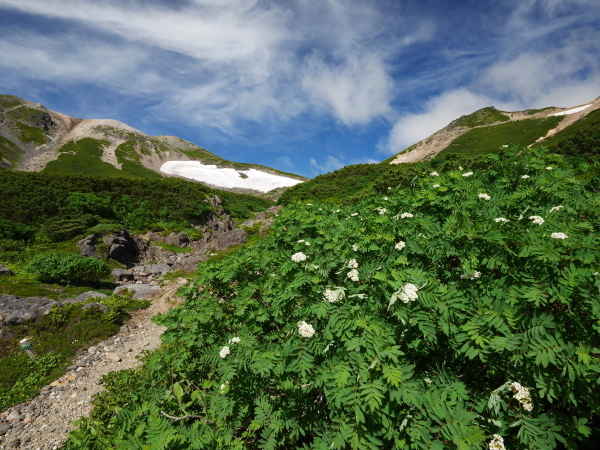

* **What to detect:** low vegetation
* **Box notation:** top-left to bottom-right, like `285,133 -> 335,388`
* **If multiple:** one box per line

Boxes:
64,145 -> 599,449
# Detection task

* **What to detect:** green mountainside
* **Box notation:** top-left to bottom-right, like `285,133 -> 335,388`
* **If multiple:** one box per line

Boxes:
0,94 -> 306,190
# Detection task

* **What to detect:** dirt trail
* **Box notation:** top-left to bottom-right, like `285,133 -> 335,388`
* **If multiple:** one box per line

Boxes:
0,278 -> 187,450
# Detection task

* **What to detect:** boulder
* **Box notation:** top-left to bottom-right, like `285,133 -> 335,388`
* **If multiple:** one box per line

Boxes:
0,264 -> 13,276
111,268 -> 133,282
78,234 -> 100,259
0,295 -> 60,324
164,232 -> 189,247
82,302 -> 109,312
62,291 -> 108,304
208,228 -> 247,252
113,284 -> 162,299
144,264 -> 171,276
104,229 -> 147,267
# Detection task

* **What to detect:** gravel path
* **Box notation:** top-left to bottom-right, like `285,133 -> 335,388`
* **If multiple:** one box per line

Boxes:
0,278 -> 187,450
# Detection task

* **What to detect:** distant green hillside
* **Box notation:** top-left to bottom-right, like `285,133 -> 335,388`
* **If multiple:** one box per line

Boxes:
440,116 -> 562,156
447,106 -> 510,128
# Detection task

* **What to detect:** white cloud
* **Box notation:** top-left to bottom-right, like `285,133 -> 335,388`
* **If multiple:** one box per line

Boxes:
309,155 -> 345,174
302,54 -> 393,125
383,89 -> 497,154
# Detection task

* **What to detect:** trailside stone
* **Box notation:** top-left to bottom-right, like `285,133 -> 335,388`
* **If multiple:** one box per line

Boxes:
145,264 -> 171,276
0,295 -> 60,324
105,353 -> 121,363
62,291 -> 108,304
113,284 -> 162,299
81,302 -> 109,312
6,411 -> 23,422
111,268 -> 133,281
0,264 -> 13,276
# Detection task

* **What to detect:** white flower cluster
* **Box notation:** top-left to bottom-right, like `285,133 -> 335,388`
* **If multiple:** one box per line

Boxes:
352,243 -> 358,251
522,175 -> 530,179
376,207 -> 387,215
488,434 -> 506,450
430,171 -> 439,176
351,212 -> 359,217
433,184 -> 440,188
347,269 -> 359,282
467,271 -> 482,280
220,383 -> 228,393
546,167 -> 553,170
549,205 -> 563,213
298,240 -> 310,246
291,252 -> 307,262
458,166 -> 464,170
398,283 -> 419,303
348,259 -> 358,269
502,145 -> 509,148
219,346 -> 230,358
307,203 -> 313,206
494,217 -> 509,223
399,212 -> 413,219
324,288 -> 344,303
298,321 -> 315,338
395,241 -> 406,251
510,382 -> 533,411
462,172 -> 473,177
478,193 -> 491,200
228,336 -> 241,344
529,215 -> 544,225
383,197 -> 389,200
551,232 -> 568,239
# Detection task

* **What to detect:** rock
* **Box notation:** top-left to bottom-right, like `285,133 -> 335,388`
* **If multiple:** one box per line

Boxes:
104,229 -> 147,267
0,295 -> 60,324
62,291 -> 108,304
170,255 -> 208,273
209,228 -> 247,252
78,234 -> 100,259
145,264 -> 171,276
0,264 -> 13,276
111,268 -> 133,281
81,302 -> 109,312
6,411 -> 23,422
6,438 -> 21,448
0,422 -> 10,435
105,353 -> 121,363
66,365 -> 78,371
87,346 -> 98,354
113,284 -> 162,299
164,232 -> 189,247
66,374 -> 77,382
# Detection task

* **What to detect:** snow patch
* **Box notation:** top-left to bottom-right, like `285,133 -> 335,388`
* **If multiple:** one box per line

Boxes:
160,161 -> 303,193
550,104 -> 591,116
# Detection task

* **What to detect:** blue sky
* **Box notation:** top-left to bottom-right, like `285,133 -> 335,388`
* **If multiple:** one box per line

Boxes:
0,0 -> 598,178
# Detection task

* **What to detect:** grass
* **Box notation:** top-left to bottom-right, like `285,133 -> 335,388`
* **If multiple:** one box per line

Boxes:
541,108 -> 600,147
0,95 -> 23,110
0,136 -> 20,164
16,122 -> 47,145
449,106 -> 510,128
440,116 -> 563,156
153,241 -> 194,254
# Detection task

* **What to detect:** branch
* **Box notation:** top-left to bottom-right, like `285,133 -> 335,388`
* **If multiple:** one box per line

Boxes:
160,410 -> 216,424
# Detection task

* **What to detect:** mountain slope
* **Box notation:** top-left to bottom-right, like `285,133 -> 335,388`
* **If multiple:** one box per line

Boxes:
388,96 -> 600,164
0,94 -> 306,194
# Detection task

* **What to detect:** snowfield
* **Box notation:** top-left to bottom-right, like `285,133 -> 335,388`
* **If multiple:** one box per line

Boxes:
160,161 -> 303,193
550,104 -> 591,116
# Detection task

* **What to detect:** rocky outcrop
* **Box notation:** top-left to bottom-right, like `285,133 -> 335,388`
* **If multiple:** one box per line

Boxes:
104,229 -> 148,267
0,264 -> 13,276
0,295 -> 60,324
78,235 -> 100,259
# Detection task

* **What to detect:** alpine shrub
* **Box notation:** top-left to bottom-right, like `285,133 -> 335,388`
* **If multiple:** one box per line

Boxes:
26,251 -> 110,284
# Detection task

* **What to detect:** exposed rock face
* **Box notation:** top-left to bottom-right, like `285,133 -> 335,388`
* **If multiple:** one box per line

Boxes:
111,268 -> 133,282
203,228 -> 247,252
163,232 -> 189,247
0,264 -> 13,276
78,235 -> 100,259
0,295 -> 60,324
104,229 -> 148,267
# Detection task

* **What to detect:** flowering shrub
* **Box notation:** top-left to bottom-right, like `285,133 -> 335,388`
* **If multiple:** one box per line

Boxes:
67,146 -> 600,449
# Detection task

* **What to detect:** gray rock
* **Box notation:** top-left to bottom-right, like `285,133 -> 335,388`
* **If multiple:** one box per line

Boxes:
111,268 -> 133,281
113,284 -> 162,299
78,234 -> 100,259
62,291 -> 108,304
0,295 -> 60,324
81,302 -> 109,312
171,255 -> 208,273
145,264 -> 171,276
6,410 -> 23,421
0,264 -> 13,276
210,228 -> 247,251
0,423 -> 10,435
164,232 -> 189,247
7,438 -> 21,448
105,353 -> 121,363
104,229 -> 147,267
